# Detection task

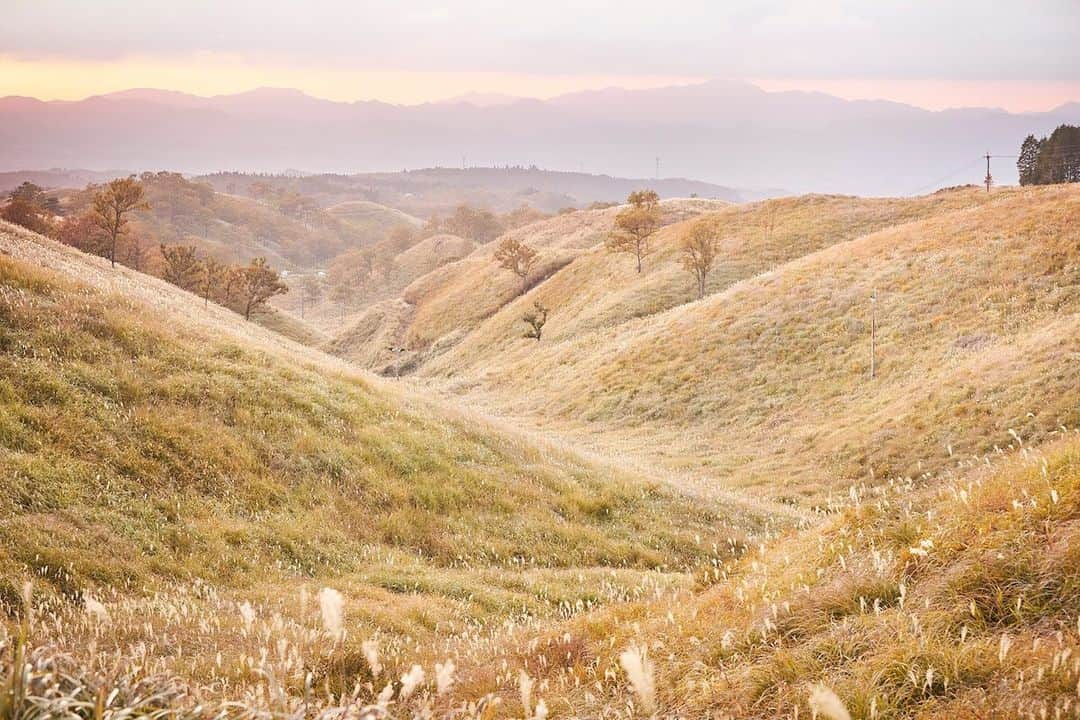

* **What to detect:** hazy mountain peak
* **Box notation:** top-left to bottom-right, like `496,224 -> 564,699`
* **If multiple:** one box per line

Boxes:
434,91 -> 524,107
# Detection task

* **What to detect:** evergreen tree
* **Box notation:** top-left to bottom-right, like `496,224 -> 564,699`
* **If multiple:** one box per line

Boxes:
1017,135 -> 1042,186
1020,125 -> 1080,186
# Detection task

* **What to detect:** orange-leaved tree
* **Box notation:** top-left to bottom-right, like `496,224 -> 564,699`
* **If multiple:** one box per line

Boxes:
92,177 -> 149,268
606,190 -> 661,273
680,220 -> 720,300
232,257 -> 288,321
493,237 -> 539,294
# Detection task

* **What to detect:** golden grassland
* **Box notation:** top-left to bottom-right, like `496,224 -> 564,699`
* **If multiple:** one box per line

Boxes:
326,200 -> 424,236
5,416 -> 1078,718
419,430 -> 1080,719
0,219 -> 776,650
1,180 -> 1078,719
328,199 -> 730,371
417,185 -> 1079,505
425,188 -> 1008,366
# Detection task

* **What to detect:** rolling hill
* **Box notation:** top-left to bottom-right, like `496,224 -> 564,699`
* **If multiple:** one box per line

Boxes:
1,183 -> 1077,719
325,185 -> 1078,509
0,216 -> 772,656
328,199 -> 728,372
326,199 -> 424,235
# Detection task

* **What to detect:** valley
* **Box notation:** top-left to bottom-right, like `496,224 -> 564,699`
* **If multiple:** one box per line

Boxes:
1,176 -> 1076,718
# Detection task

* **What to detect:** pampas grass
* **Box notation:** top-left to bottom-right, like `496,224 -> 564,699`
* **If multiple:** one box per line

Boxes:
619,644 -> 655,715
808,684 -> 850,720
318,587 -> 345,642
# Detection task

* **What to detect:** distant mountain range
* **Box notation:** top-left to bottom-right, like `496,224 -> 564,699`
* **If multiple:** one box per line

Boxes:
1,80 -> 1076,195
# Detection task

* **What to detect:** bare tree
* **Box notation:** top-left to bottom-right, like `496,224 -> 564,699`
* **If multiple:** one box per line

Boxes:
92,177 -> 149,268
328,281 -> 354,322
606,190 -> 661,273
300,275 -> 324,319
493,237 -> 539,293
680,221 -> 720,300
522,302 -> 548,341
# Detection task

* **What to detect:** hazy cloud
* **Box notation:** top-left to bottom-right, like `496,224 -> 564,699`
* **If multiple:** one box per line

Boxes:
4,0 -> 1078,81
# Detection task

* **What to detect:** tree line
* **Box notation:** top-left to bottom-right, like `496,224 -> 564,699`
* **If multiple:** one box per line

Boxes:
1,177 -> 287,320
1018,124 -> 1080,186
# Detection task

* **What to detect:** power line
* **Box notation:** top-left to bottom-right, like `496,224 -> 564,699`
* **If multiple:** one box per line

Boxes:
907,157 -> 983,195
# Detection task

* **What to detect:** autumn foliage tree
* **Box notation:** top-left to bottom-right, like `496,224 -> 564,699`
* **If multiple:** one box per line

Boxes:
1,182 -> 56,235
680,221 -> 720,299
55,212 -> 103,255
493,237 -> 539,293
92,177 -> 149,267
522,302 -> 548,341
1,199 -> 52,235
201,257 -> 228,306
232,258 -> 289,321
606,190 -> 661,273
160,244 -> 203,291
440,204 -> 504,243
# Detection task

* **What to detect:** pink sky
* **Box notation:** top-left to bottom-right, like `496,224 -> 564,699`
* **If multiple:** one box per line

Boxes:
2,2 -> 1076,112
1,53 -> 1076,113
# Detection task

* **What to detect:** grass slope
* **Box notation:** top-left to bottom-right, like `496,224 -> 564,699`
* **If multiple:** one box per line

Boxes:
326,199 -> 424,236
329,199 -> 728,370
0,219 -> 768,633
421,185 -> 1080,504
426,189 -> 1005,372
433,430 -> 1080,719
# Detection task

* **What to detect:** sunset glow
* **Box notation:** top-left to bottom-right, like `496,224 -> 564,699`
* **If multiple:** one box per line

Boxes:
0,53 -> 704,105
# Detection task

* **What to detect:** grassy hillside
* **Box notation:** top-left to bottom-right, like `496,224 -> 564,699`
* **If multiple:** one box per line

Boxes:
426,430 -> 1080,719
329,199 -> 728,371
425,189 -> 1004,374
1,183 -> 1077,719
0,219 -> 771,631
417,185 -> 1079,505
324,298 -> 415,372
326,199 -> 424,236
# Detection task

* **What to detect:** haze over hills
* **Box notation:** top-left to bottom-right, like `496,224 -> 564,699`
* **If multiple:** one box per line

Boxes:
3,79 -> 1076,195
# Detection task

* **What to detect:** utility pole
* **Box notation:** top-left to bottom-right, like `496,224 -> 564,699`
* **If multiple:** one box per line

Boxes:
869,288 -> 877,380
984,152 -> 993,193
655,156 -> 660,180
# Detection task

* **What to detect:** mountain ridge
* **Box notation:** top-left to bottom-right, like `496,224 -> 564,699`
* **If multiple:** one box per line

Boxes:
3,80 -> 1075,194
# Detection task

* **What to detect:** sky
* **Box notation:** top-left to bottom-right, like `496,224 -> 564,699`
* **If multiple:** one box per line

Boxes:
2,0 -> 1078,111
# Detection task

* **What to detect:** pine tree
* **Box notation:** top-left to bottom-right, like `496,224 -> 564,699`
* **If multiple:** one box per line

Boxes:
1017,135 -> 1041,186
